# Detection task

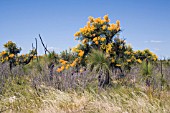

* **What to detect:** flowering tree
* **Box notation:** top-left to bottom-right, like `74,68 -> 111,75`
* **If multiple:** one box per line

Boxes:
57,15 -> 158,74
0,41 -> 36,70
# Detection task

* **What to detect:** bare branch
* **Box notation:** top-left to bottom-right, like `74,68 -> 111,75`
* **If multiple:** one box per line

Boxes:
39,34 -> 51,54
35,38 -> 38,61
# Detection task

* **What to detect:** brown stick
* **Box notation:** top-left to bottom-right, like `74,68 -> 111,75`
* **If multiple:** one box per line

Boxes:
161,60 -> 164,91
35,38 -> 38,61
39,34 -> 51,54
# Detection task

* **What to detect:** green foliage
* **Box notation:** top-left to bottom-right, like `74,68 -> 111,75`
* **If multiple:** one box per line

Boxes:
58,15 -> 158,73
0,15 -> 170,113
0,41 -> 37,69
87,49 -> 110,73
3,41 -> 21,55
141,61 -> 153,77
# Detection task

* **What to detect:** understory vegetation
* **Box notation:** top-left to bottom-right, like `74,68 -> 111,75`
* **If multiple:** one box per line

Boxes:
0,15 -> 170,113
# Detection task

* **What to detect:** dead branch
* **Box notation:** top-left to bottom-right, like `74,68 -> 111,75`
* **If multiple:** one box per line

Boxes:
39,34 -> 51,54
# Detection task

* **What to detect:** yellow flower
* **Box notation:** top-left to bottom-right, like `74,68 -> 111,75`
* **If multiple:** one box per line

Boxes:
100,20 -> 105,24
125,51 -> 131,55
87,22 -> 90,27
1,51 -> 7,55
137,59 -> 142,63
70,62 -> 76,67
74,32 -> 81,37
61,61 -> 67,65
116,64 -> 121,67
100,37 -> 106,42
59,59 -> 67,65
90,25 -> 95,31
102,25 -> 107,30
75,58 -> 79,62
93,37 -> 98,42
61,66 -> 65,70
94,17 -> 102,23
33,56 -> 37,59
97,37 -> 101,40
153,57 -> 157,61
106,43 -> 112,53
108,27 -> 112,31
78,50 -> 84,57
5,57 -> 9,61
95,41 -> 99,45
57,68 -> 62,72
111,24 -> 116,30
59,59 -> 65,63
127,59 -> 131,62
116,20 -> 120,27
104,14 -> 108,20
111,58 -> 115,63
80,28 -> 85,33
66,64 -> 70,69
116,20 -> 120,31
9,54 -> 14,58
72,47 -> 78,52
103,14 -> 110,22
108,24 -> 116,31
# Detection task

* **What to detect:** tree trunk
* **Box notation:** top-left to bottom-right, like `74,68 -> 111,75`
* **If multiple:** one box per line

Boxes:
105,71 -> 110,85
98,71 -> 110,88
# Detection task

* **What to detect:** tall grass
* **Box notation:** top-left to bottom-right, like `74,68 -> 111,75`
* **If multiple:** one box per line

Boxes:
0,59 -> 170,113
1,82 -> 170,113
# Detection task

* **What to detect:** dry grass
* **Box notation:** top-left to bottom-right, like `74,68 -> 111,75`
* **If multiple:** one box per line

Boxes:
0,60 -> 170,113
1,82 -> 170,113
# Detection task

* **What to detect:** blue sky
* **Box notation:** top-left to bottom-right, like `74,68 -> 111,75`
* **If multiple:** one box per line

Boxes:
0,0 -> 170,58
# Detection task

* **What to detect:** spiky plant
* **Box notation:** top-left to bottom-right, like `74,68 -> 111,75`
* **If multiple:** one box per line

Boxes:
141,61 -> 152,76
87,49 -> 110,87
141,60 -> 153,87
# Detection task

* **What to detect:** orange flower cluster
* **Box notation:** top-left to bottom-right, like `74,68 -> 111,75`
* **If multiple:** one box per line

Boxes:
134,49 -> 158,62
57,59 -> 68,72
92,37 -> 106,45
78,50 -> 84,57
57,66 -> 65,72
74,15 -> 120,39
103,14 -> 110,22
59,59 -> 67,65
57,58 -> 80,73
108,20 -> 120,31
136,59 -> 142,64
0,51 -> 7,56
70,58 -> 79,67
71,45 -> 85,57
9,54 -> 15,58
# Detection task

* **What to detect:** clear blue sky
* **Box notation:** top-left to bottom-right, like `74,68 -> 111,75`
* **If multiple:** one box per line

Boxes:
0,0 -> 170,58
